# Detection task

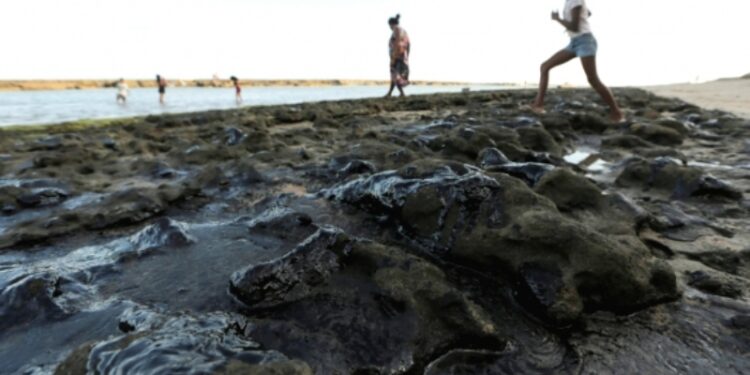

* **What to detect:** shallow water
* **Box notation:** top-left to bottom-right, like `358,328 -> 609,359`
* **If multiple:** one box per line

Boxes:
0,85 -> 510,127
0,211 -> 292,373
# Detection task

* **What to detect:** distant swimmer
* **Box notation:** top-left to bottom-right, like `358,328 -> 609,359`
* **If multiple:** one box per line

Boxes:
231,76 -> 242,104
156,74 -> 167,104
385,14 -> 410,98
116,78 -> 128,104
530,0 -> 624,123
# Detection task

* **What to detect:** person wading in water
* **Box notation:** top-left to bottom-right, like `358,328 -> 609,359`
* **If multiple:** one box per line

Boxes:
531,0 -> 624,123
231,76 -> 242,104
116,78 -> 128,104
385,14 -> 411,98
156,74 -> 167,104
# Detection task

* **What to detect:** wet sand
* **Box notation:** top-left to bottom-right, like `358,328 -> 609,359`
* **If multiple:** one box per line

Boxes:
1,89 -> 749,374
645,78 -> 750,119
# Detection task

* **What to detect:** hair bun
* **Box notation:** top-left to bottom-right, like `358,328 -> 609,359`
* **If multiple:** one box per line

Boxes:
396,14 -> 401,20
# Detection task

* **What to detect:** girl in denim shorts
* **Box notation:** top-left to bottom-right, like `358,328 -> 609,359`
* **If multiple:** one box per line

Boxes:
531,0 -> 624,123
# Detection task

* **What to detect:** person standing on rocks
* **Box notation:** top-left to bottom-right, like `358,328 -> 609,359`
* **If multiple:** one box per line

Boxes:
385,14 -> 410,98
116,78 -> 128,104
156,74 -> 167,104
531,0 -> 624,123
231,76 -> 243,104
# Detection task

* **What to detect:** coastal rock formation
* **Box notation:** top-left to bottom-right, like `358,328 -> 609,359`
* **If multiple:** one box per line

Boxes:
616,157 -> 743,201
54,306 -> 311,375
324,163 -> 678,323
1,88 -> 749,374
231,226 -> 504,373
0,218 -> 193,333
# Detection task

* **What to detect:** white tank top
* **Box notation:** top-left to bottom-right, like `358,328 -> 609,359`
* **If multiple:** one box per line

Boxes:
564,0 -> 592,38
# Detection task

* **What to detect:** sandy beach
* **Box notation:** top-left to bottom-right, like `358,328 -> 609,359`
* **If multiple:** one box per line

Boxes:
645,78 -> 750,119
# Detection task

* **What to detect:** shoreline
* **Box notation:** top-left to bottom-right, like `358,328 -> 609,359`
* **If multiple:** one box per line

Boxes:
0,90 -> 496,132
0,86 -> 522,130
0,79 -> 509,92
3,78 -> 748,131
3,81 -> 748,131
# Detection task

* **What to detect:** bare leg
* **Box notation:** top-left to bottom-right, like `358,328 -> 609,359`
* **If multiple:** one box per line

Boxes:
581,56 -> 624,122
160,94 -> 165,104
533,49 -> 576,111
385,83 -> 395,98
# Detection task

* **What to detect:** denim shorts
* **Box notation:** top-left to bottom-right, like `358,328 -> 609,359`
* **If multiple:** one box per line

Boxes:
565,33 -> 598,57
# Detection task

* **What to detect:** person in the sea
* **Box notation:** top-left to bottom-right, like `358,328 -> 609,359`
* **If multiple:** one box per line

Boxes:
231,76 -> 242,104
156,75 -> 167,104
116,78 -> 128,104
385,14 -> 410,98
530,0 -> 624,123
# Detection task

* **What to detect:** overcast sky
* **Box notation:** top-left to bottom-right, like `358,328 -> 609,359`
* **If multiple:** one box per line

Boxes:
1,0 -> 748,85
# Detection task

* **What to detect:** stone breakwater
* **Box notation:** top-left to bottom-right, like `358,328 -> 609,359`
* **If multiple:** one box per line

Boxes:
0,89 -> 749,374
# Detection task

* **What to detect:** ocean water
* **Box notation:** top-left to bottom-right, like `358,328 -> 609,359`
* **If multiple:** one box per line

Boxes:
0,85 -> 512,127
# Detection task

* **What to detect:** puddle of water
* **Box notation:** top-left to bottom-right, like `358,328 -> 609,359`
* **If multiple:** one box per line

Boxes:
563,148 -> 622,185
97,219 -> 292,313
564,146 -> 601,166
0,300 -> 128,374
1,219 -> 193,280
0,179 -> 22,188
688,161 -> 737,171
62,192 -> 105,210
587,159 -> 613,173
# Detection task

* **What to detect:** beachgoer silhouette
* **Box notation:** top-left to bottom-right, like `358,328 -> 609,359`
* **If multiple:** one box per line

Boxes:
116,78 -> 128,104
385,14 -> 411,98
531,0 -> 624,123
231,76 -> 242,104
156,75 -> 167,104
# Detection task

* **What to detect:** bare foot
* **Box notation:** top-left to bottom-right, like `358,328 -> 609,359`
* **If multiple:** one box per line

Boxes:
519,102 -> 546,114
609,110 -> 625,124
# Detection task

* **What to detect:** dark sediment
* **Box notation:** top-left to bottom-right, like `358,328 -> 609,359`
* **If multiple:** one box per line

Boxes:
1,88 -> 749,374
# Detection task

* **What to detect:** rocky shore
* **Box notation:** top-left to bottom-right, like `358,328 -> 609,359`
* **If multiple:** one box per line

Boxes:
1,88 -> 749,374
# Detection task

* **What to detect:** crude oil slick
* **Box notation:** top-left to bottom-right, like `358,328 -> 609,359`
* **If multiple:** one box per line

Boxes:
1,89 -> 749,374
